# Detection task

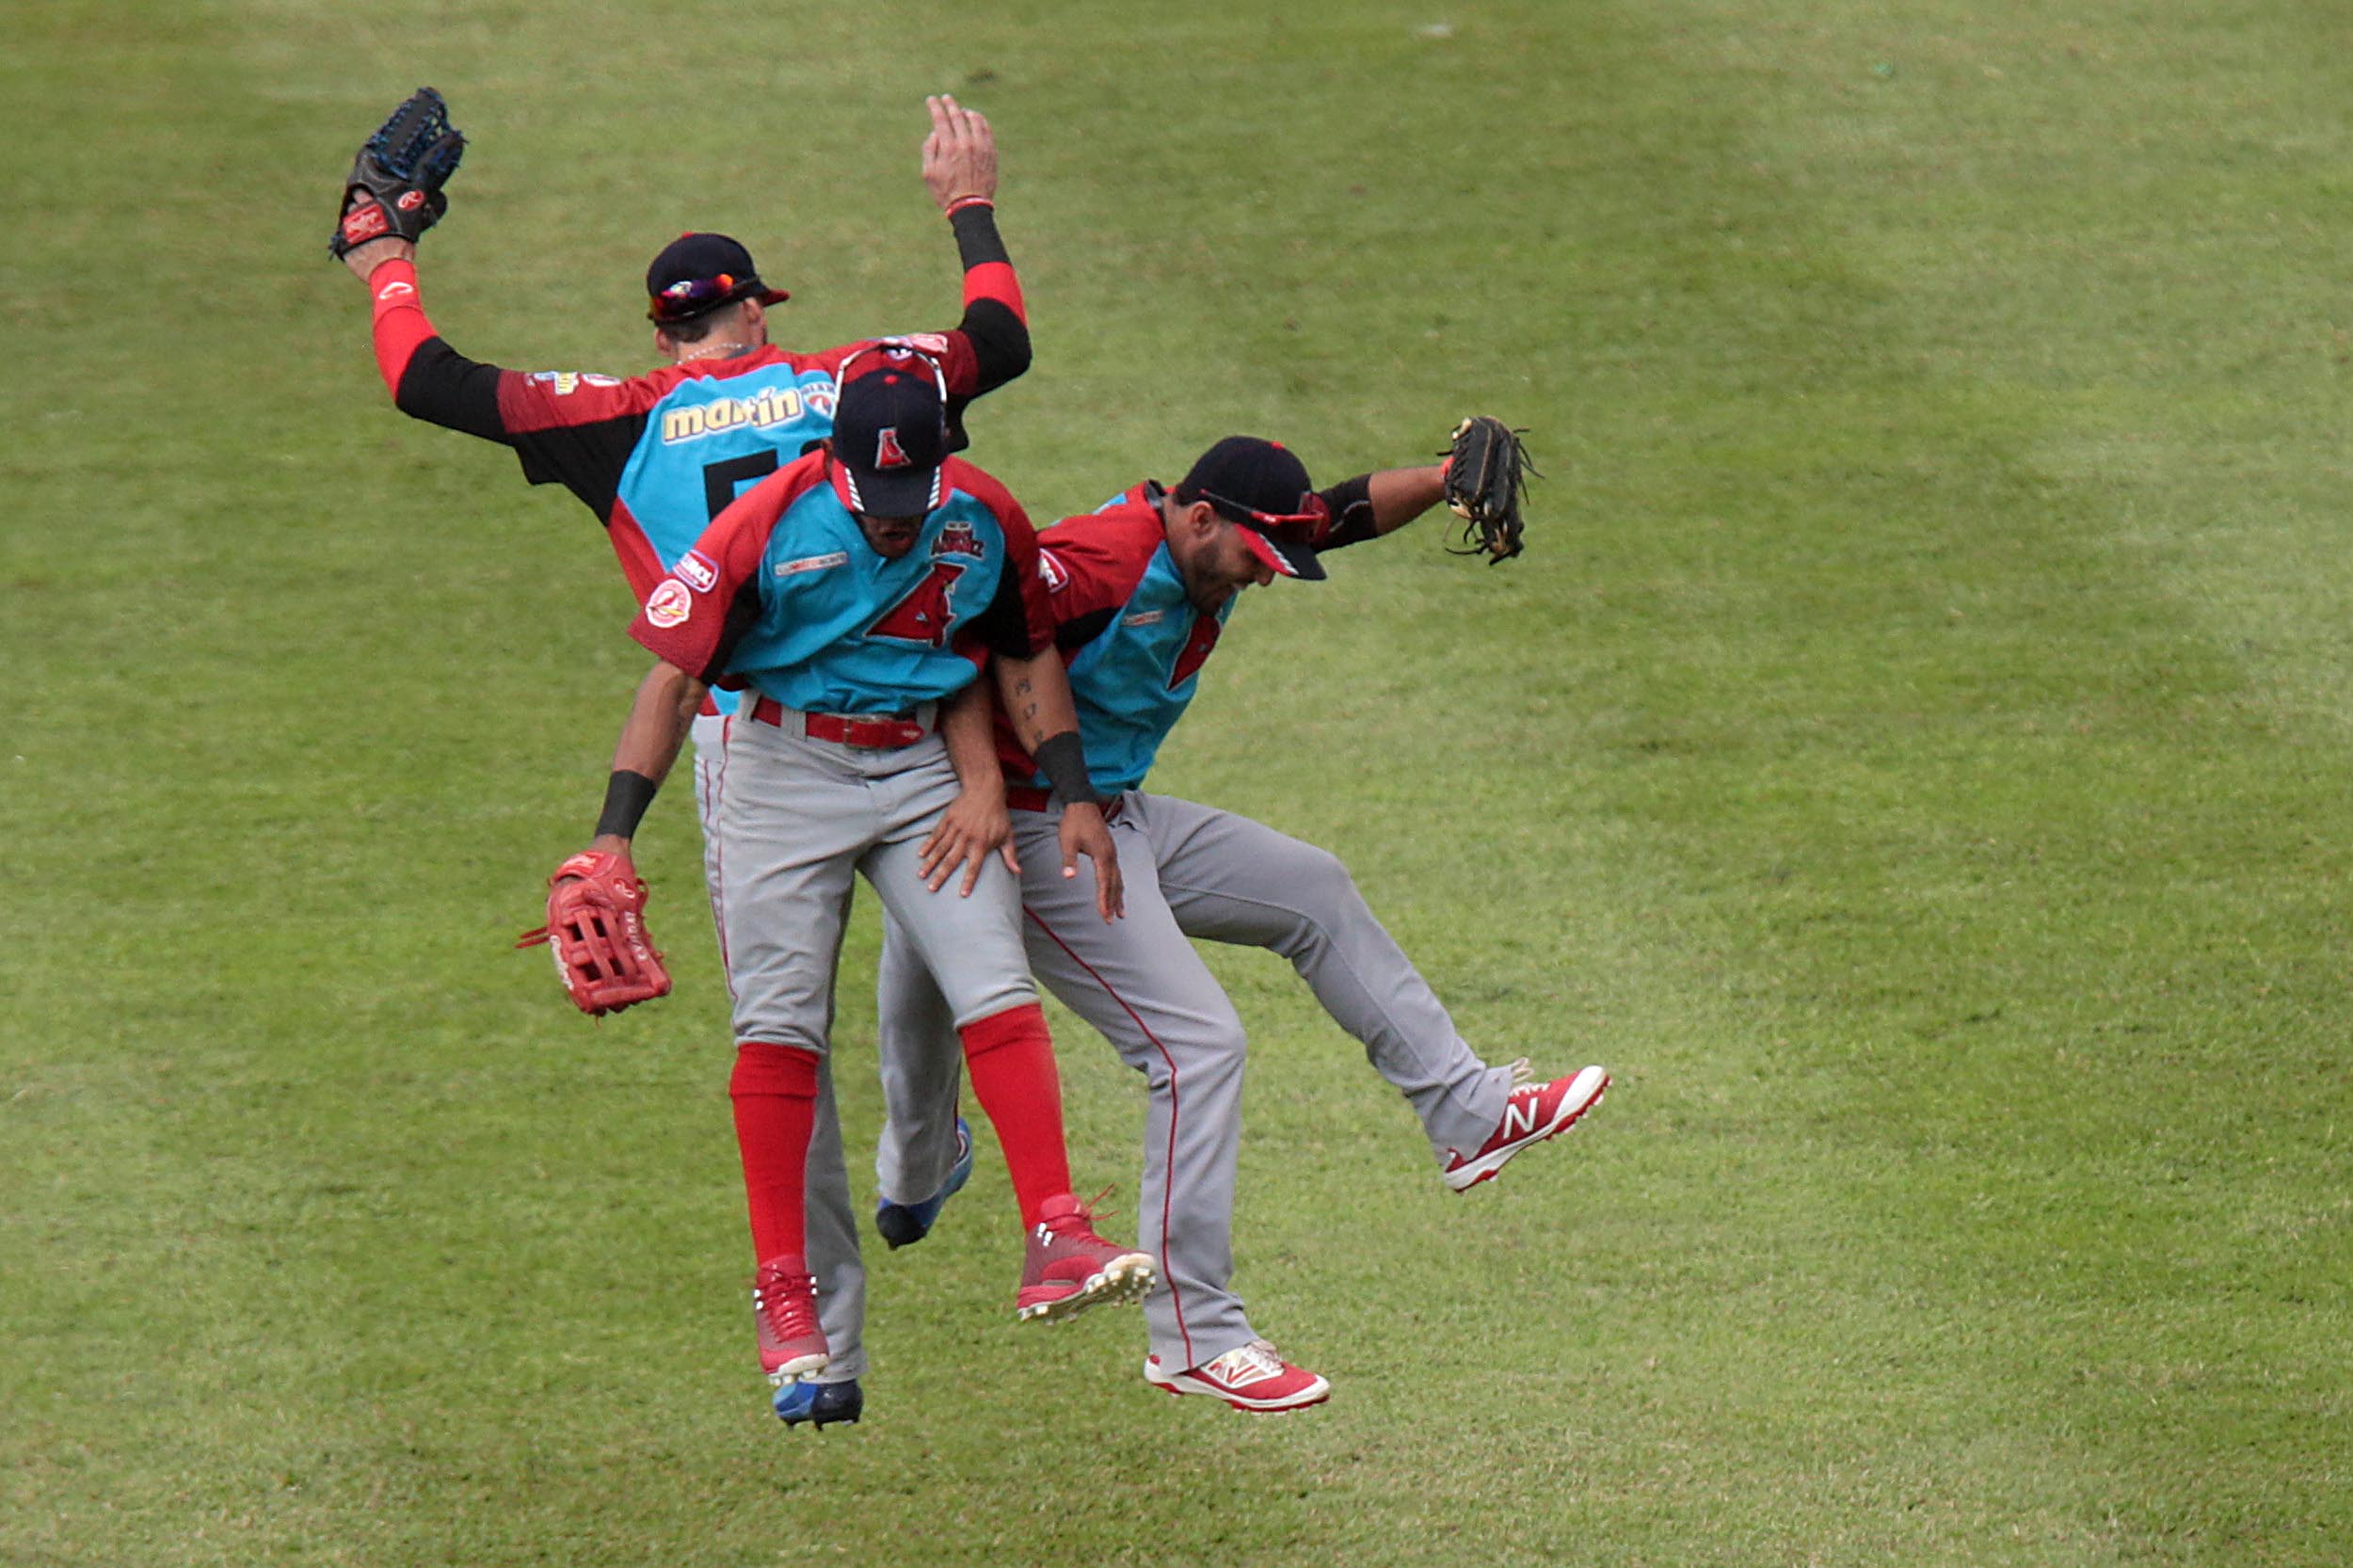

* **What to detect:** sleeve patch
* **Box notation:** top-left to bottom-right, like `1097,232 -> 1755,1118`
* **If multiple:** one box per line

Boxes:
647,578 -> 694,628
677,549 -> 719,592
526,370 -> 623,395
1038,551 -> 1071,592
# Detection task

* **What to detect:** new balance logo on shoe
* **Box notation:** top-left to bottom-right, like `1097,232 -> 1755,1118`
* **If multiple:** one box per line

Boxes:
1442,1064 -> 1610,1193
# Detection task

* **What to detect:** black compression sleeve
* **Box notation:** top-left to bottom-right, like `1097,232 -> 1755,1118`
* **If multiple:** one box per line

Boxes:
1031,731 -> 1098,807
393,337 -> 507,440
950,204 -> 1011,267
595,771 -> 662,840
1316,473 -> 1381,552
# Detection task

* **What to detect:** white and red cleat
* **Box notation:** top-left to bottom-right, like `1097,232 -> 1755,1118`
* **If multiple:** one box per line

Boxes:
1015,1192 -> 1156,1323
1443,1063 -> 1609,1192
1146,1341 -> 1331,1413
752,1259 -> 828,1385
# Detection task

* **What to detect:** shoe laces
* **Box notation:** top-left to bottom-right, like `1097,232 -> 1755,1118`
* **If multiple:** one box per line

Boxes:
1505,1057 -> 1535,1088
1213,1340 -> 1290,1380
753,1266 -> 818,1333
1044,1186 -> 1123,1238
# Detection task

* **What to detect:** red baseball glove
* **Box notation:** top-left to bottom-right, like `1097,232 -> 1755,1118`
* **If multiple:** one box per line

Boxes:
517,850 -> 672,1016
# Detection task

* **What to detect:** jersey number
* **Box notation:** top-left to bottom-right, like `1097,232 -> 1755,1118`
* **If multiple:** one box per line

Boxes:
702,452 -> 780,520
867,562 -> 969,648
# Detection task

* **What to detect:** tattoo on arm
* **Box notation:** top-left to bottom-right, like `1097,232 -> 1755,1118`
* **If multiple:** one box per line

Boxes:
1012,674 -> 1042,739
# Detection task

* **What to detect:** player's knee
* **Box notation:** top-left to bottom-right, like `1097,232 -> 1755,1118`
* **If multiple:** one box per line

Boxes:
1271,842 -> 1364,943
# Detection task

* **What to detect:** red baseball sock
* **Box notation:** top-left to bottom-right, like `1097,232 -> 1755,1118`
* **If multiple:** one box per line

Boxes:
958,1001 -> 1073,1226
729,1041 -> 821,1266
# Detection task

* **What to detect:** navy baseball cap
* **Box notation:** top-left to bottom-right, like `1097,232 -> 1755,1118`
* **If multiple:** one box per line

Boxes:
646,232 -> 790,324
1175,436 -> 1329,581
831,344 -> 950,517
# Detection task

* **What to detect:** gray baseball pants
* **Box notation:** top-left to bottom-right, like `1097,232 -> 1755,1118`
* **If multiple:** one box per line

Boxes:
694,710 -> 1032,1382
874,791 -> 1513,1373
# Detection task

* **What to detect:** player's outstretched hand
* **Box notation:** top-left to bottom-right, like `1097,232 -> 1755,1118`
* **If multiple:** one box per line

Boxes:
1058,801 -> 1125,922
922,93 -> 998,212
920,787 -> 1019,897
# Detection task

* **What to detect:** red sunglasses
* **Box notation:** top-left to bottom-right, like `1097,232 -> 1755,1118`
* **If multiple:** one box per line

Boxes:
1198,489 -> 1330,532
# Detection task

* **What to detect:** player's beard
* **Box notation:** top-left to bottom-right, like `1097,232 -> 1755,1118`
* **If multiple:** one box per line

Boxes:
857,516 -> 923,558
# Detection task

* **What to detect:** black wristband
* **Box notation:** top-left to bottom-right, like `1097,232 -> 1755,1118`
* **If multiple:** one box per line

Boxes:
595,770 -> 662,840
1031,731 -> 1097,808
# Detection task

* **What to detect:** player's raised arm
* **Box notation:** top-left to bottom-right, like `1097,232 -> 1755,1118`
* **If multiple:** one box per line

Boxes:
1309,417 -> 1532,561
921,96 -> 1032,425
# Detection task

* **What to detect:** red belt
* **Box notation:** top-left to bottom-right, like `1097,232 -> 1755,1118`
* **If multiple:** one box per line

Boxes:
1007,785 -> 1124,822
750,696 -> 930,748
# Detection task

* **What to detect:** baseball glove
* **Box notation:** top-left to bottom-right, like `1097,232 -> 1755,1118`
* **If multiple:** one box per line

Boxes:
1440,416 -> 1536,564
517,850 -> 673,1017
328,87 -> 466,261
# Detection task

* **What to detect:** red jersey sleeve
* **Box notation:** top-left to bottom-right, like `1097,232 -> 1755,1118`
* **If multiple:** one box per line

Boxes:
628,452 -> 821,681
943,458 -> 1055,658
1034,495 -> 1167,626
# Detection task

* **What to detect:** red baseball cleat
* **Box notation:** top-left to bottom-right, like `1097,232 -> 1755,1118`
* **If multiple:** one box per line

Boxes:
1443,1063 -> 1609,1192
1146,1341 -> 1331,1414
752,1259 -> 828,1385
1015,1192 -> 1156,1323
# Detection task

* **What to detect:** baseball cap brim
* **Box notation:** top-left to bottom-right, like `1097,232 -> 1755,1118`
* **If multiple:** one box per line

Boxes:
840,461 -> 943,519
1236,522 -> 1326,582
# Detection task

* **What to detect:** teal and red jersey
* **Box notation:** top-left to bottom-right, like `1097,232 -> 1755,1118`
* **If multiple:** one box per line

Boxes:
998,476 -> 1378,797
630,450 -> 1054,716
358,207 -> 1029,717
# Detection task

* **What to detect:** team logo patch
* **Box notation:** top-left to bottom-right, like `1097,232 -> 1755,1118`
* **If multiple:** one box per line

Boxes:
875,425 -> 912,470
1038,551 -> 1070,592
676,549 -> 718,593
777,552 -> 850,578
931,520 -> 984,559
1122,609 -> 1164,629
646,578 -> 693,628
527,370 -> 622,396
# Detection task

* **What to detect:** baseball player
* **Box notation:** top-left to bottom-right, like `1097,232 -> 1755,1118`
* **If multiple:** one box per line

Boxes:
333,92 -> 1030,1426
541,346 -> 1153,1409
871,432 -> 1608,1413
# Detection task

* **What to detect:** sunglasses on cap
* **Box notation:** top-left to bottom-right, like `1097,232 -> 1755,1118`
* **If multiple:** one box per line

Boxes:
1197,489 -> 1332,533
648,273 -> 746,323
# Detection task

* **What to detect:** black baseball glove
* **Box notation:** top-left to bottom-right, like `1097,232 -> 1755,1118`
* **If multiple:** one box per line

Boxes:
328,88 -> 466,261
1440,416 -> 1535,564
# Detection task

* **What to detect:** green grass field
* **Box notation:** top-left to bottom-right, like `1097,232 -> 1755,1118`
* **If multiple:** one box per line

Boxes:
7,1 -> 2351,1563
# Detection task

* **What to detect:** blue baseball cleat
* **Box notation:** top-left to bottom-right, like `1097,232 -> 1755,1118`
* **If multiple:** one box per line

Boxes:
774,1377 -> 863,1430
874,1116 -> 973,1250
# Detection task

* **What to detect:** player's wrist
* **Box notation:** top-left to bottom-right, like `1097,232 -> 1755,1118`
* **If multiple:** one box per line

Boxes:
594,771 -> 661,842
944,194 -> 994,217
1032,731 -> 1099,808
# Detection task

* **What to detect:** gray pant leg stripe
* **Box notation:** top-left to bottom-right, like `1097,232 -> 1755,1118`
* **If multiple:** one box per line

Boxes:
1024,905 -> 1197,1371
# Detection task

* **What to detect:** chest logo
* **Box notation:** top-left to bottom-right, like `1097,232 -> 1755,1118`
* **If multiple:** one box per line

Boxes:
646,578 -> 694,629
933,520 -> 985,560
